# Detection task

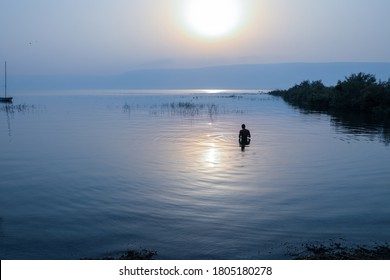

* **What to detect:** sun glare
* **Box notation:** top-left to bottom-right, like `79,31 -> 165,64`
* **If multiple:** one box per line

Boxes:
183,0 -> 242,39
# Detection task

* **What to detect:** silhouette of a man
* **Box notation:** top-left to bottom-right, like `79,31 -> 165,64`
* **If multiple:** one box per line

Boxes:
239,124 -> 251,150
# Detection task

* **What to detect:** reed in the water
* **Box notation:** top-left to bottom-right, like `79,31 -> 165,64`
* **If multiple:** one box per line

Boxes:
1,103 -> 35,113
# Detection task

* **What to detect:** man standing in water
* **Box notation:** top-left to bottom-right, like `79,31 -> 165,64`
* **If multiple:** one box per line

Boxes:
239,124 -> 251,151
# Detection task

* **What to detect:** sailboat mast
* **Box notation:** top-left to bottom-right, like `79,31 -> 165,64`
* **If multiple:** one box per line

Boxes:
4,61 -> 7,98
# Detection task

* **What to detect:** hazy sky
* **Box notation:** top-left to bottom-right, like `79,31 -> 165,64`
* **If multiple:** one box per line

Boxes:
1,0 -> 390,75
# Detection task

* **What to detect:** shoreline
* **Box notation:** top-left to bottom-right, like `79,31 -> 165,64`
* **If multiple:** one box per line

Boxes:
291,242 -> 390,260
88,242 -> 390,260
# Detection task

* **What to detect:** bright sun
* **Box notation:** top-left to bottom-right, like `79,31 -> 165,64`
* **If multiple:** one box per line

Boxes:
183,0 -> 242,38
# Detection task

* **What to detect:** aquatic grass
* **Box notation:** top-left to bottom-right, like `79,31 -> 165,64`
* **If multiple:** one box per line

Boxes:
207,104 -> 218,116
218,94 -> 243,99
169,102 -> 202,117
122,98 -> 248,119
0,103 -> 36,113
157,101 -> 212,117
172,101 -> 200,109
154,101 -> 245,117
122,102 -> 132,113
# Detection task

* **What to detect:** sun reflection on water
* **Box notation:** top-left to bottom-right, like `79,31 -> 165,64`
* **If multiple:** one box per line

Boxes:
203,144 -> 220,168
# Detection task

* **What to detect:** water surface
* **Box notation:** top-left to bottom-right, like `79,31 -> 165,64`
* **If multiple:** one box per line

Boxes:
1,90 -> 389,259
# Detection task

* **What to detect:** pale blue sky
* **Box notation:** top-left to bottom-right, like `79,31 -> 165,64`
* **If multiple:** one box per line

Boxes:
1,0 -> 390,75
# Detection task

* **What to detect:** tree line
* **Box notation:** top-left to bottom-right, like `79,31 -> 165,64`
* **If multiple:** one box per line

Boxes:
269,73 -> 390,117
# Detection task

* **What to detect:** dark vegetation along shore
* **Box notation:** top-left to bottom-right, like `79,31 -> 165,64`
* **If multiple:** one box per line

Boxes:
269,72 -> 390,118
289,241 -> 390,260
269,72 -> 390,145
88,242 -> 390,260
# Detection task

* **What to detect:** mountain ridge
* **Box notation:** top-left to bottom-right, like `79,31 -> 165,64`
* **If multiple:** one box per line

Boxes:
10,62 -> 390,90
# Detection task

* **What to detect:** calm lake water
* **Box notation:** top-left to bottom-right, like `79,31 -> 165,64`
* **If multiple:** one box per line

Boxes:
1,90 -> 389,260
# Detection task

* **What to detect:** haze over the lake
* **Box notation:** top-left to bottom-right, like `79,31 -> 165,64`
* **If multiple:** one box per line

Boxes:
1,0 -> 390,77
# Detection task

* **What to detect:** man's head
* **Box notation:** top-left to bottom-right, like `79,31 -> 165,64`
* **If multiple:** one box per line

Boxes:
242,124 -> 246,129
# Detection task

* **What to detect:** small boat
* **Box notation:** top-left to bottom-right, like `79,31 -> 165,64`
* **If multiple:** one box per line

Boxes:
1,61 -> 13,103
0,97 -> 12,103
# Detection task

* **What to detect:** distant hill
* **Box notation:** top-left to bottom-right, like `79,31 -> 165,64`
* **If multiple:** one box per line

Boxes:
117,63 -> 390,90
10,62 -> 390,90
